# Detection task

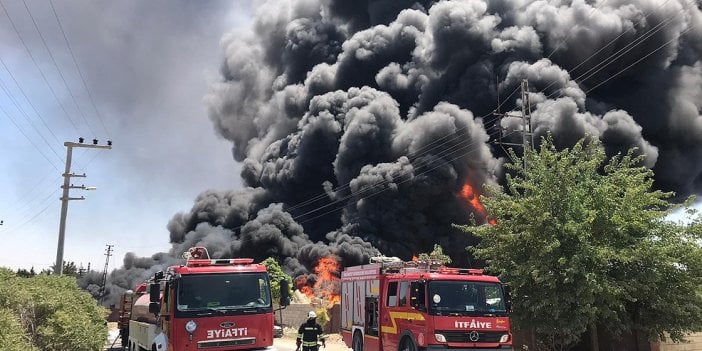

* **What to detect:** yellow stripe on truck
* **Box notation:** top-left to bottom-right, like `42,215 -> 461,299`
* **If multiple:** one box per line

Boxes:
380,312 -> 425,334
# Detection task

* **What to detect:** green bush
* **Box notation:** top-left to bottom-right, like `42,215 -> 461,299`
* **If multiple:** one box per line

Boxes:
0,308 -> 36,351
315,307 -> 330,328
0,268 -> 107,351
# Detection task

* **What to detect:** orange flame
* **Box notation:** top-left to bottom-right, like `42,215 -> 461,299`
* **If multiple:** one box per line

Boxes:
314,256 -> 341,306
459,182 -> 496,225
412,255 -> 418,262
295,276 -> 314,297
295,256 -> 342,307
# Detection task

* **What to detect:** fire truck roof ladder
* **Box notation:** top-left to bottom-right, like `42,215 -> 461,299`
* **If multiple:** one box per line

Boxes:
375,259 -> 485,275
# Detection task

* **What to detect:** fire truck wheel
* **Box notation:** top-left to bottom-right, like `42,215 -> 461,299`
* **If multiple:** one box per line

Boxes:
399,336 -> 416,351
352,331 -> 363,351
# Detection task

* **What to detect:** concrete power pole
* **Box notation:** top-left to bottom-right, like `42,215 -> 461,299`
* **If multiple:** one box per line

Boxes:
494,79 -> 534,169
99,244 -> 113,304
54,138 -> 112,275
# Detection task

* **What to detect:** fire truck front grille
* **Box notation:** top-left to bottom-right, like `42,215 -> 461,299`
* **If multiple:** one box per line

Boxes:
437,330 -> 504,343
197,337 -> 256,349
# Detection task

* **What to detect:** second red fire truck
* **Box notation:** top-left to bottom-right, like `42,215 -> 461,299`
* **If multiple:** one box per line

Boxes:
118,247 -> 286,351
341,257 -> 513,351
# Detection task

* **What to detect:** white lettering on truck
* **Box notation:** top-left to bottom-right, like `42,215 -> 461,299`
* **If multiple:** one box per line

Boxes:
455,320 -> 492,329
207,327 -> 249,339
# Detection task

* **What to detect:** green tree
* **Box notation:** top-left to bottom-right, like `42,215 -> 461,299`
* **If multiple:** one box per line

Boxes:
418,244 -> 452,265
459,136 -> 702,350
16,267 -> 36,278
262,257 -> 293,304
0,268 -> 107,351
48,261 -> 80,277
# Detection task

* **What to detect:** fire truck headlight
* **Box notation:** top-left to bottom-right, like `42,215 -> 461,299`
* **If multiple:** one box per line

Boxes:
434,334 -> 446,343
499,334 -> 509,343
185,320 -> 197,333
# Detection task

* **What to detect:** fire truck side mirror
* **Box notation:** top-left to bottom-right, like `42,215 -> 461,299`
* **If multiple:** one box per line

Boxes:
279,279 -> 290,307
149,283 -> 160,302
148,282 -> 161,315
149,302 -> 160,315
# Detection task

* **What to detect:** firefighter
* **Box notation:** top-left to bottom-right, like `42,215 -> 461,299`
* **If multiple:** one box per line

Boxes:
296,311 -> 326,351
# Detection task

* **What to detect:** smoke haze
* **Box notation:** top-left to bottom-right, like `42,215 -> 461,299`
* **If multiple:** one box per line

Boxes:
97,0 -> 702,304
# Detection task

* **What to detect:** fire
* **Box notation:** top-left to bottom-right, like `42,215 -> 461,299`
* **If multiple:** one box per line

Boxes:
458,182 -> 496,225
314,256 -> 341,306
295,276 -> 314,297
412,255 -> 418,262
295,256 -> 341,307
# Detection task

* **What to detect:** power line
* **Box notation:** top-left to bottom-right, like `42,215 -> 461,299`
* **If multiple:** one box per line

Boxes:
291,126 -> 507,227
20,0 -> 96,137
0,99 -> 61,171
575,11 -> 680,87
1,189 -> 58,236
539,0 -> 685,99
256,124 -> 505,236
151,113 -> 507,252
5,181 -> 60,225
0,148 -> 109,238
0,0 -> 83,136
586,26 -> 692,94
0,72 -> 65,164
48,0 -> 111,139
94,125 -> 507,258
280,88 -> 520,216
0,173 -> 60,218
560,0 -> 674,82
214,87 -> 523,239
544,0 -> 610,60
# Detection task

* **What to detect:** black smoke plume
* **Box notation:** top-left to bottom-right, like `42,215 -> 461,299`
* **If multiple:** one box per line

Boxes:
100,0 -> 702,304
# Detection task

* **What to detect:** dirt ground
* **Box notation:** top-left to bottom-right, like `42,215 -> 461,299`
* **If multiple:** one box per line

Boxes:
280,326 -> 349,350
104,322 -> 121,351
104,322 -> 350,351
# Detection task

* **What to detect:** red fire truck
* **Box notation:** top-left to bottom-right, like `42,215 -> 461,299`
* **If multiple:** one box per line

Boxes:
119,247 -> 286,351
341,257 -> 513,351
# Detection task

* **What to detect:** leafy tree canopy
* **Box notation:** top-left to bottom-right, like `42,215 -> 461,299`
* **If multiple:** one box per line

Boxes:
16,267 -> 36,278
418,244 -> 452,265
0,268 -> 107,351
262,257 -> 293,304
459,136 -> 702,349
48,261 -> 80,278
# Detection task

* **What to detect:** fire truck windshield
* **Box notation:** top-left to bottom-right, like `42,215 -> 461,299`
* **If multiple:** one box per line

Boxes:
175,272 -> 272,317
427,281 -> 507,317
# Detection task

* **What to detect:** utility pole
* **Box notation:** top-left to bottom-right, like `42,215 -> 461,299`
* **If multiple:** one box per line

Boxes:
54,137 -> 112,275
493,79 -> 533,169
99,244 -> 113,304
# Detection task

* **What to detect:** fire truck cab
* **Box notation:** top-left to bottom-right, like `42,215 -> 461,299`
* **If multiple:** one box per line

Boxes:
341,257 -> 512,351
120,247 -> 283,351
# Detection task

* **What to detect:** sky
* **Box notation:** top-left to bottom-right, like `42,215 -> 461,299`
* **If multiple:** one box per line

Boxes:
0,0 -> 253,271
